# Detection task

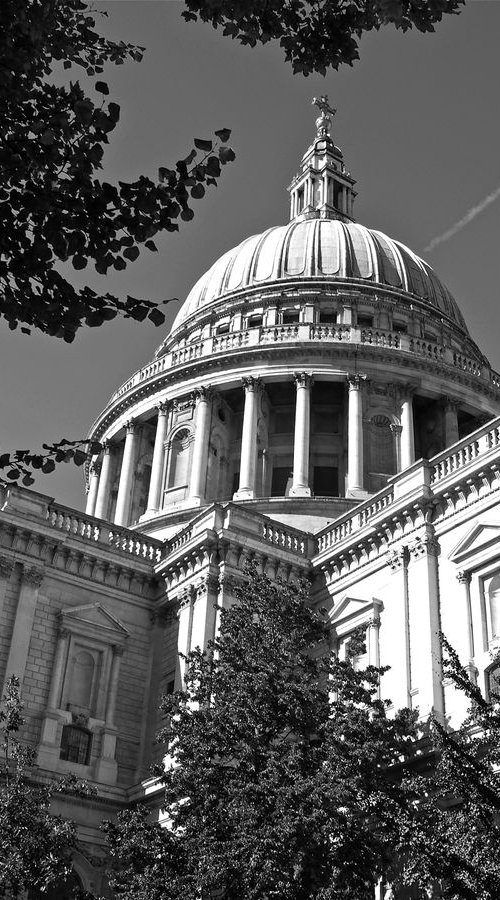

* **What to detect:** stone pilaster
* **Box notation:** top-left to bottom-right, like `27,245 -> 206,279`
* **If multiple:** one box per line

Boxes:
94,441 -> 114,520
2,564 -> 44,695
346,374 -> 366,496
400,386 -> 415,471
407,531 -> 444,720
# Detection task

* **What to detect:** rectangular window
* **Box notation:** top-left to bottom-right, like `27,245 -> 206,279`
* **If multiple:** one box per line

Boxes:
274,410 -> 295,434
271,467 -> 292,497
358,314 -> 374,328
247,315 -> 263,328
393,321 -> 407,334
282,310 -> 300,325
313,466 -> 338,497
60,725 -> 92,766
319,310 -> 337,324
312,410 -> 339,434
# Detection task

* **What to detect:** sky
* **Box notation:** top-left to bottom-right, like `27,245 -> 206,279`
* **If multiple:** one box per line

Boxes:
2,0 -> 500,510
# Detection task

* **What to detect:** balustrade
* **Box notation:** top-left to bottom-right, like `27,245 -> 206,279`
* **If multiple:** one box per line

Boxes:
46,505 -> 164,561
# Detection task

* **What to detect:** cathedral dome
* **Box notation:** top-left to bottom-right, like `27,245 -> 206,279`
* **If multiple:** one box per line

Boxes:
170,219 -> 467,333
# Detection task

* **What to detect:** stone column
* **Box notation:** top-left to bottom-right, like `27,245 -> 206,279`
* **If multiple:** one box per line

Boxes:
457,570 -> 476,681
114,421 -> 139,526
234,378 -> 261,500
2,565 -> 44,695
47,626 -> 70,710
390,423 -> 402,472
189,388 -> 212,503
85,461 -> 100,516
290,372 -> 312,497
146,403 -> 169,515
367,601 -> 383,699
400,388 -> 415,470
408,531 -> 444,720
346,374 -> 365,495
443,397 -> 460,447
94,441 -> 114,520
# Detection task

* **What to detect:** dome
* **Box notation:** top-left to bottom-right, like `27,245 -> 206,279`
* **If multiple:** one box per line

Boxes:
170,219 -> 467,334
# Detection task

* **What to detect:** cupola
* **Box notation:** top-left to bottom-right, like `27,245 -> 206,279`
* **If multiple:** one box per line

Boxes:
288,96 -> 357,222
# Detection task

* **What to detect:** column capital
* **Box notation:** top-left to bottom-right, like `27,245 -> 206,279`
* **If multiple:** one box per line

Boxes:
124,419 -> 138,435
192,385 -> 214,403
346,373 -> 367,390
398,382 -> 418,401
0,557 -> 14,580
242,376 -> 262,393
155,400 -> 170,416
22,565 -> 44,588
294,371 -> 313,389
389,423 -> 402,436
440,395 -> 460,412
89,460 -> 101,477
101,439 -> 115,455
409,535 -> 440,559
456,570 -> 472,585
111,643 -> 125,657
387,546 -> 410,570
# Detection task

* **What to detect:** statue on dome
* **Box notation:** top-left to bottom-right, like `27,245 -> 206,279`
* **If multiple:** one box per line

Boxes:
312,94 -> 336,139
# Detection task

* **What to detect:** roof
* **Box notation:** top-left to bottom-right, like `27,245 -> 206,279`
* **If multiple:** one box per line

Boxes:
170,219 -> 467,333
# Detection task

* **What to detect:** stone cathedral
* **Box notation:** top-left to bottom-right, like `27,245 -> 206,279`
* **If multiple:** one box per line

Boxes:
3,99 -> 500,894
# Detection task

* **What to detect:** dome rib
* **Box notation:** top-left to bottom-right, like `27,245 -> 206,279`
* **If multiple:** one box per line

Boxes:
169,220 -> 467,334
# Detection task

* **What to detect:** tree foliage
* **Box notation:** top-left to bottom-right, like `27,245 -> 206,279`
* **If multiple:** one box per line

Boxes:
0,437 -> 102,487
0,675 -> 92,898
105,571 -> 421,899
182,0 -> 464,75
391,637 -> 500,899
0,0 -> 234,342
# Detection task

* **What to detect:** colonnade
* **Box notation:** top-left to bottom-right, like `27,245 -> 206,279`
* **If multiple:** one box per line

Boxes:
85,376 -> 460,526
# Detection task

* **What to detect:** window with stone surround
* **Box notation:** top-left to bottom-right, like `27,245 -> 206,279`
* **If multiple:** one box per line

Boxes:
60,723 -> 92,765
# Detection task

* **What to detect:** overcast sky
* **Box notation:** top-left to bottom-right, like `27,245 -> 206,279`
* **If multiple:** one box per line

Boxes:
2,1 -> 500,510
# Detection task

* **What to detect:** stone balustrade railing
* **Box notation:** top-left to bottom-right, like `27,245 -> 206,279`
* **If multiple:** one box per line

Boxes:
262,521 -> 308,556
46,504 -> 165,562
315,415 -> 500,556
107,325 -> 495,407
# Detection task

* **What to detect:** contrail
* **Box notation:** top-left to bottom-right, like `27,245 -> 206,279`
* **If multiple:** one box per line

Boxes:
424,184 -> 500,253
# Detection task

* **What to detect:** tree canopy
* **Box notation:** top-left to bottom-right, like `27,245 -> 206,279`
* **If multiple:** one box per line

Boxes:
182,0 -> 464,76
0,0 -> 234,343
105,571 -> 422,899
0,676 -> 91,898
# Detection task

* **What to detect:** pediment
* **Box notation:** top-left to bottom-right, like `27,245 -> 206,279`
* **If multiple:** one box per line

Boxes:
331,595 -> 371,624
449,521 -> 500,567
61,603 -> 129,644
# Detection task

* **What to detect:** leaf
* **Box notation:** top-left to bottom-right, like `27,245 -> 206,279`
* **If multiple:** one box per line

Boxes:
0,453 -> 11,467
7,470 -> 20,479
190,184 -> 205,199
123,246 -> 140,261
215,128 -> 231,143
180,208 -> 194,221
72,255 -> 88,270
95,81 -> 109,95
145,240 -> 158,252
148,308 -> 165,326
194,138 -> 213,152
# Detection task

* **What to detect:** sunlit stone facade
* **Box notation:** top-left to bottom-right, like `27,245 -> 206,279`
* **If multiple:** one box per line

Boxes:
3,105 -> 500,894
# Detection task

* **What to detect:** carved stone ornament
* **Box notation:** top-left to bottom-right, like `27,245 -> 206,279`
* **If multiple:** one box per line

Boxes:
346,373 -> 367,390
242,376 -> 262,392
387,546 -> 409,571
0,557 -> 14,580
410,535 -> 440,559
192,385 -> 213,403
22,565 -> 44,588
456,570 -> 472,585
294,371 -> 313,389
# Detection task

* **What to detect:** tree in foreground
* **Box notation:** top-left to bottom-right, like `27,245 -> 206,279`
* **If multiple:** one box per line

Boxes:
0,0 -> 234,343
0,675 -> 92,898
393,638 -> 500,899
182,0 -> 464,75
105,570 -> 423,899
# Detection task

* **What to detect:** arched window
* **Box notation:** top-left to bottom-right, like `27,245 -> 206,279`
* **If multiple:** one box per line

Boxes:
488,574 -> 500,639
167,428 -> 191,489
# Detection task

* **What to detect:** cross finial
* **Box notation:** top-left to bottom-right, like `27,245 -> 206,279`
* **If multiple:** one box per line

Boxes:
312,95 -> 336,139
